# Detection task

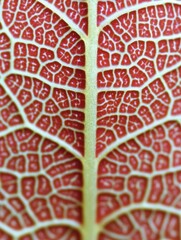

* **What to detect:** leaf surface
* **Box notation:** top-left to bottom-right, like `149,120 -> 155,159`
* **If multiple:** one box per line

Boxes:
0,0 -> 181,239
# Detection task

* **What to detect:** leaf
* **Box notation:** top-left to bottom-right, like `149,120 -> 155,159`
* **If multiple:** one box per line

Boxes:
0,0 -> 181,240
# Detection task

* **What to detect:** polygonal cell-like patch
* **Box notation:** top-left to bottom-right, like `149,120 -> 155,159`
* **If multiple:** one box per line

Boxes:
97,0 -> 161,25
28,226 -> 81,240
2,0 -> 86,155
99,211 -> 180,240
0,32 -> 10,73
45,0 -> 88,34
3,0 -> 87,41
13,35 -> 85,73
98,38 -> 181,87
97,3 -> 181,155
3,0 -> 86,71
0,84 -> 23,130
0,128 -> 83,232
163,67 -> 181,116
5,75 -> 85,154
98,24 -> 181,69
96,85 -> 171,154
0,226 -> 81,240
97,121 -> 181,221
0,229 -> 12,240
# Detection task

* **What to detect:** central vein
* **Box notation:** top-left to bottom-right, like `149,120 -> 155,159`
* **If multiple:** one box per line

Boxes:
83,0 -> 99,239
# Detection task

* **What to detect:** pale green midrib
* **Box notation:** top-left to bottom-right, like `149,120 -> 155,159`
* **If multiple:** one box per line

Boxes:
82,1 -> 99,240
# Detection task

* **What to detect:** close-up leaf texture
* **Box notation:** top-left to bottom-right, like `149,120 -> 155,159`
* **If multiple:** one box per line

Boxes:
0,0 -> 181,239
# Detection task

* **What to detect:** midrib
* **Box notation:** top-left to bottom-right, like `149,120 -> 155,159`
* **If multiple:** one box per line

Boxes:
83,0 -> 99,239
